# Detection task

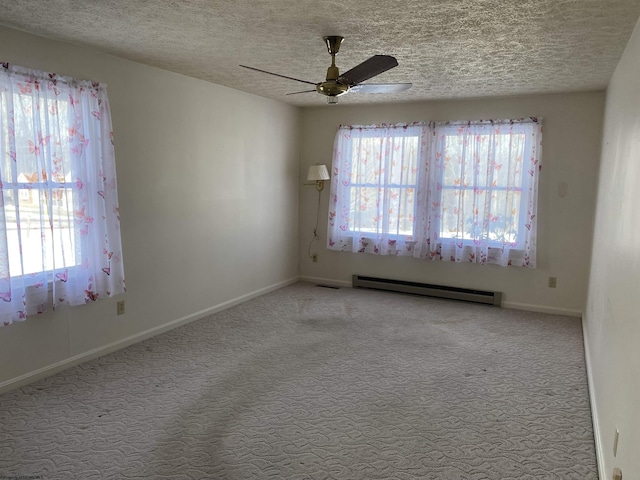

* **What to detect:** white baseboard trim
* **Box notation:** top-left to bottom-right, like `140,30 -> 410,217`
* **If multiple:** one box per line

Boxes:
502,301 -> 582,317
0,276 -> 299,395
299,275 -> 352,288
300,276 -> 583,317
582,316 -> 606,480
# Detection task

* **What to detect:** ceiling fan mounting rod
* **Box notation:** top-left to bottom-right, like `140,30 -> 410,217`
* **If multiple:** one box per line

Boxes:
323,36 -> 343,81
316,36 -> 349,100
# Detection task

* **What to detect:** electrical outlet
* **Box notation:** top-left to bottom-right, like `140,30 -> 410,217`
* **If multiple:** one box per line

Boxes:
613,428 -> 619,457
117,300 -> 125,315
312,254 -> 318,263
548,277 -> 557,288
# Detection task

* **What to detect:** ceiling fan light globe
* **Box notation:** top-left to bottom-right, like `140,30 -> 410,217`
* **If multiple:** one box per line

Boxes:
327,96 -> 339,105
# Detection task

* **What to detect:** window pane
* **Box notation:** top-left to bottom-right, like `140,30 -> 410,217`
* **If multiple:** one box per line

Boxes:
347,132 -> 419,237
439,126 -> 530,245
443,135 -> 461,186
394,187 -> 415,236
487,189 -> 522,244
350,186 -> 379,233
4,186 -> 78,277
441,188 -> 487,240
389,136 -> 419,185
493,132 -> 525,188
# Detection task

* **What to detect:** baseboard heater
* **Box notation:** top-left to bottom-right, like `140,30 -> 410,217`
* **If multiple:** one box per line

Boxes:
352,275 -> 502,306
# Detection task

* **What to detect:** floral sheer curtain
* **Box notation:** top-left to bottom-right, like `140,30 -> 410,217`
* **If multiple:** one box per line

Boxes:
0,63 -> 125,326
426,119 -> 542,266
327,123 -> 431,255
327,119 -> 542,267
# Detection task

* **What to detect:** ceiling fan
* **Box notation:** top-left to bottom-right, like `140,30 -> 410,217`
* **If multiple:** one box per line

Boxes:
240,36 -> 412,104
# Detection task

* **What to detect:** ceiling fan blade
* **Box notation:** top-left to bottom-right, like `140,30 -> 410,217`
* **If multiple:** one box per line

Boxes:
349,83 -> 413,94
339,55 -> 399,85
239,65 -> 317,86
286,90 -> 317,95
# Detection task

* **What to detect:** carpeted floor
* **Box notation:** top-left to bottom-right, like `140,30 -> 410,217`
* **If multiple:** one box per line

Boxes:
0,282 -> 597,479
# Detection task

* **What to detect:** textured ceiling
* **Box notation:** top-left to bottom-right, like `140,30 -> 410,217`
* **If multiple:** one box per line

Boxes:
1,0 -> 639,106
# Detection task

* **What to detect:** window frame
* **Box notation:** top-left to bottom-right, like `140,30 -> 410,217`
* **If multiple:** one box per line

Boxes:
433,126 -> 533,249
342,128 -> 421,239
4,178 -> 82,282
2,91 -> 82,283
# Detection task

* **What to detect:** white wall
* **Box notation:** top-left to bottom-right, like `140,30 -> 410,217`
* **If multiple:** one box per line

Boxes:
0,26 -> 300,389
584,18 -> 640,480
1,20 -> 632,477
299,93 -> 604,314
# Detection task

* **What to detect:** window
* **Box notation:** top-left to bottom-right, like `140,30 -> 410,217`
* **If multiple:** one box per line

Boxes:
3,95 -> 79,278
327,119 -> 542,266
346,126 -> 420,236
435,122 -> 536,245
327,123 -> 427,255
0,63 -> 125,326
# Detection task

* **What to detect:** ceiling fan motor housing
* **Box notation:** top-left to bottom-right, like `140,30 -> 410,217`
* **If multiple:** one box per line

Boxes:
316,80 -> 349,97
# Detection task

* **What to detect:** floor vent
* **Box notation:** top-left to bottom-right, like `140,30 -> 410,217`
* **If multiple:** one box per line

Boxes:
352,275 -> 501,306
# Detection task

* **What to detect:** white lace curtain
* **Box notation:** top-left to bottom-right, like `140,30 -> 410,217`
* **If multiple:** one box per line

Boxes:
327,119 -> 542,267
0,63 -> 125,326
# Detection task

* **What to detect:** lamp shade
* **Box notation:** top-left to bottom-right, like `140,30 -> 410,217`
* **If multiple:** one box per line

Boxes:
307,165 -> 330,181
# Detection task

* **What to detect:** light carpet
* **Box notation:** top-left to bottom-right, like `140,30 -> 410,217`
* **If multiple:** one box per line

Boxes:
0,282 -> 597,479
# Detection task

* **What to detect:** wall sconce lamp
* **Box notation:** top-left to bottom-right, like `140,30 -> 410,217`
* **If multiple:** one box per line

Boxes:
305,164 -> 331,261
307,164 -> 330,191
